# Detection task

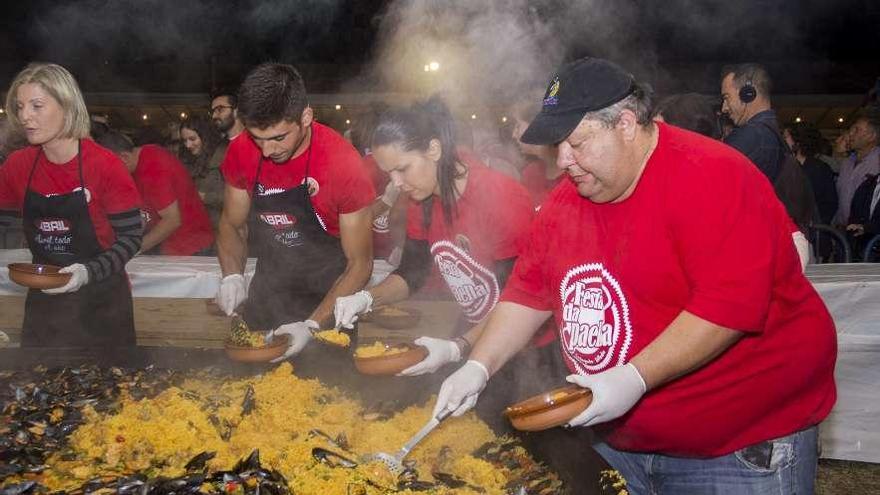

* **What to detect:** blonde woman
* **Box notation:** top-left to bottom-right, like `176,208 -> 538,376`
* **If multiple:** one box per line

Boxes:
0,63 -> 143,347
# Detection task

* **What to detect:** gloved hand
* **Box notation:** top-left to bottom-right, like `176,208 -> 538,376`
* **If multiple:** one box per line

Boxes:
269,320 -> 319,362
217,274 -> 247,316
398,336 -> 461,376
380,181 -> 400,208
431,360 -> 490,418
565,363 -> 647,428
43,263 -> 89,294
333,290 -> 373,329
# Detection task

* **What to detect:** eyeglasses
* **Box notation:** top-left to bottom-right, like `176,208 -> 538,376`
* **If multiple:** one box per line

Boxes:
210,105 -> 234,115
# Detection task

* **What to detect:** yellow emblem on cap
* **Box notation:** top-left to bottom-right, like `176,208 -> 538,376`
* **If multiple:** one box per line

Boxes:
547,78 -> 560,98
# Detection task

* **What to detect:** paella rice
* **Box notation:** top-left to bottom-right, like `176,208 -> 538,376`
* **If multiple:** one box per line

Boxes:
26,363 -> 559,494
354,341 -> 411,358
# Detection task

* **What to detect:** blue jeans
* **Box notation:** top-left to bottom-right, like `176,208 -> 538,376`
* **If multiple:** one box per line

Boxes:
593,426 -> 819,494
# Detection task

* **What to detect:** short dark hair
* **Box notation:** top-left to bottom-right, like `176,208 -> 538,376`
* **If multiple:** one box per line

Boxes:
237,63 -> 308,129
210,87 -> 238,108
783,122 -> 827,157
721,63 -> 772,97
654,93 -> 722,139
94,129 -> 135,153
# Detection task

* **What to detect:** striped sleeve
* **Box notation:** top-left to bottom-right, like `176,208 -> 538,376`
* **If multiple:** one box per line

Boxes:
84,208 -> 143,283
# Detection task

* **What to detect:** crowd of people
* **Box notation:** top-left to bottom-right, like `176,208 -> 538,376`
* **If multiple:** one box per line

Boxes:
0,56 -> 871,492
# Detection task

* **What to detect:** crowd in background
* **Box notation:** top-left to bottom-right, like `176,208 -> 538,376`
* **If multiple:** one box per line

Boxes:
1,64 -> 879,263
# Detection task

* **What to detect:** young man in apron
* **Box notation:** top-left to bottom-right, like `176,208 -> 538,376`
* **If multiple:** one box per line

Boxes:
215,63 -> 374,360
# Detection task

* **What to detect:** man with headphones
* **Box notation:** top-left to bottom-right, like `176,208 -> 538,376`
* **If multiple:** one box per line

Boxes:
720,63 -> 785,182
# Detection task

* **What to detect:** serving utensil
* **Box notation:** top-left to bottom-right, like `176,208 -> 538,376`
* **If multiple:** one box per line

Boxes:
362,407 -> 453,475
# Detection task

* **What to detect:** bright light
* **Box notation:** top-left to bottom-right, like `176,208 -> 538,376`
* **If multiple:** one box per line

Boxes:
838,117 -> 844,123
345,119 -> 351,125
335,104 -> 342,110
501,116 -> 508,123
428,61 -> 440,71
471,114 -> 477,120
424,65 -> 430,72
142,114 -> 148,121
795,117 -> 801,123
0,108 -> 5,114
180,112 -> 187,119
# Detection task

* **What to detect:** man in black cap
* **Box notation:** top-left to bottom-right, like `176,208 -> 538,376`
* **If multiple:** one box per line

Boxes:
430,57 -> 836,493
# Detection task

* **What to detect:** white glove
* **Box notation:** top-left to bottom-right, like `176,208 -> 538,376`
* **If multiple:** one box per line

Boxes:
43,263 -> 89,294
269,319 -> 319,362
398,336 -> 461,376
333,290 -> 373,329
217,274 -> 247,316
565,363 -> 647,428
380,181 -> 400,208
431,360 -> 490,418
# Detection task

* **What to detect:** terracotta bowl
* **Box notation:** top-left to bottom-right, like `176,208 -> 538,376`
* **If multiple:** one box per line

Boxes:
224,335 -> 290,363
7,263 -> 71,290
353,343 -> 428,375
503,385 -> 592,432
366,306 -> 422,330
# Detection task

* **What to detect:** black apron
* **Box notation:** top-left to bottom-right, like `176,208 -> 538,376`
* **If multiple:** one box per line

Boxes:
243,145 -> 347,331
20,141 -> 136,347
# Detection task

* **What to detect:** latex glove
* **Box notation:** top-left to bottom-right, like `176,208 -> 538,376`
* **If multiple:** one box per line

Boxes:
398,336 -> 462,376
217,274 -> 247,316
333,290 -> 373,329
380,181 -> 400,208
43,264 -> 89,294
792,231 -> 809,272
565,363 -> 647,428
269,319 -> 319,362
431,360 -> 490,418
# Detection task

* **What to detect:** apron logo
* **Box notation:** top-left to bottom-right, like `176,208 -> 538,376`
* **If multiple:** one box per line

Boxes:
559,263 -> 633,375
259,213 -> 297,230
36,218 -> 71,233
302,177 -> 320,197
372,212 -> 390,233
431,240 -> 499,323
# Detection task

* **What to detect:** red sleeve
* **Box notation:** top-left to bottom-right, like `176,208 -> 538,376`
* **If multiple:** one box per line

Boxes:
669,152 -> 778,333
331,146 -> 375,214
499,189 -> 562,312
220,137 -> 252,191
94,146 -> 141,214
137,149 -> 177,211
485,176 -> 534,260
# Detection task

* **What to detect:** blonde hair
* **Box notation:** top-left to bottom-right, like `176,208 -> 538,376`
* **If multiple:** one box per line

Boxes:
4,63 -> 90,140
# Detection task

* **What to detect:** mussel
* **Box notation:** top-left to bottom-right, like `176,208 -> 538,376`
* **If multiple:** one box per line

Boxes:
183,450 -> 216,472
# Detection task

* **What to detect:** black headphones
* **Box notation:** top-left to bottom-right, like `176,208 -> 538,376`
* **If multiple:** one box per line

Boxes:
739,71 -> 757,104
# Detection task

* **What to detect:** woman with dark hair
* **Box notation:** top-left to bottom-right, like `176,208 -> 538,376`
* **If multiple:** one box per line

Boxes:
179,116 -> 225,225
333,97 -> 538,376
510,91 -> 563,208
783,122 -> 838,225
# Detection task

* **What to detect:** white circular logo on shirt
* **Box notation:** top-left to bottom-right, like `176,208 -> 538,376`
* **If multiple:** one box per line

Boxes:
372,212 -> 390,233
302,177 -> 320,197
559,263 -> 633,374
431,240 -> 499,323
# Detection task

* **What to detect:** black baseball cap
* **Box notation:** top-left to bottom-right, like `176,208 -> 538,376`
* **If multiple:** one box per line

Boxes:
520,57 -> 636,145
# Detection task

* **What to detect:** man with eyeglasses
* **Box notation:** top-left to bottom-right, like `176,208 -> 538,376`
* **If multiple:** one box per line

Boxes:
210,88 -> 245,141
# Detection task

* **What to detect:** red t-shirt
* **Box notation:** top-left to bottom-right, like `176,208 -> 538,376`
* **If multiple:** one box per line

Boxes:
362,153 -> 394,259
407,160 -> 534,323
221,122 -> 375,237
520,159 -> 564,208
0,140 -> 141,249
501,123 -> 836,457
134,145 -> 214,255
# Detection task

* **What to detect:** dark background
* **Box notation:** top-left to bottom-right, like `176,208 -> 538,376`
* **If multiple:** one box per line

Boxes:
1,0 -> 877,95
